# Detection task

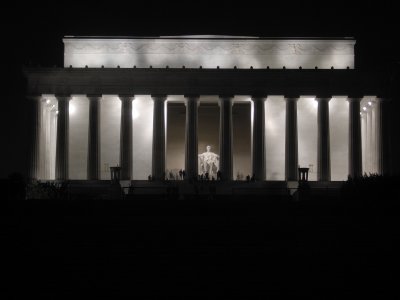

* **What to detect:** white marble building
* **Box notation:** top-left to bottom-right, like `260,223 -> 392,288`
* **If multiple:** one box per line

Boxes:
25,36 -> 391,182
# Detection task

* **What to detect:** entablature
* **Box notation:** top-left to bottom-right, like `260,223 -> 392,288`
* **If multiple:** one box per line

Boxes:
24,68 -> 391,97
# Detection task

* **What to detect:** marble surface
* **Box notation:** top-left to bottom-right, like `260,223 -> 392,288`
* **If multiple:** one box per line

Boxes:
64,36 -> 355,69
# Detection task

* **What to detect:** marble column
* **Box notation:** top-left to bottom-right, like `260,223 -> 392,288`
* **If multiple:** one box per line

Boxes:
361,111 -> 367,172
285,97 -> 298,181
87,95 -> 101,180
50,107 -> 57,179
41,102 -> 50,179
376,98 -> 391,175
371,102 -> 377,173
348,98 -> 362,178
152,95 -> 167,180
251,97 -> 266,181
28,95 -> 42,180
119,95 -> 134,180
55,95 -> 71,180
366,105 -> 373,173
219,96 -> 233,180
317,97 -> 331,181
184,95 -> 200,180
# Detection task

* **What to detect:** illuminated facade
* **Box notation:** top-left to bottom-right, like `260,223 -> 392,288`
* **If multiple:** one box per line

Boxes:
25,36 -> 392,182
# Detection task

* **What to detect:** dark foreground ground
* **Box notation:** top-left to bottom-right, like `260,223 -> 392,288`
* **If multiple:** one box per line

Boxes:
3,179 -> 400,298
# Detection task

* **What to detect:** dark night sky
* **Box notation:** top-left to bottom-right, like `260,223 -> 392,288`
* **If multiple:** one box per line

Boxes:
2,0 -> 399,178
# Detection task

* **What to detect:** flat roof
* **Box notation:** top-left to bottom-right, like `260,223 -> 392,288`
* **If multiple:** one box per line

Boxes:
64,35 -> 355,40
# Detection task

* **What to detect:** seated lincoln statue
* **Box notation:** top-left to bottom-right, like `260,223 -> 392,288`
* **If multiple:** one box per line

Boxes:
198,145 -> 220,178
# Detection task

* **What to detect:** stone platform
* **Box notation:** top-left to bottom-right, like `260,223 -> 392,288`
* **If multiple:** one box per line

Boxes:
37,179 -> 344,201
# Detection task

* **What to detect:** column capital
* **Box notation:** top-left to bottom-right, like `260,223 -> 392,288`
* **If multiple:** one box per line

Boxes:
118,95 -> 135,101
315,94 -> 332,99
151,95 -> 168,101
284,97 -> 299,102
284,94 -> 300,99
55,95 -> 72,101
86,94 -> 102,100
315,97 -> 331,102
250,96 -> 267,101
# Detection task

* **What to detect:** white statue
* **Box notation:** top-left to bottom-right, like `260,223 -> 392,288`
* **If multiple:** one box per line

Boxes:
198,145 -> 219,178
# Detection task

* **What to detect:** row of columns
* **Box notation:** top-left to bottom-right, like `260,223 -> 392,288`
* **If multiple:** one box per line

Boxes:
360,99 -> 391,176
28,95 -> 391,181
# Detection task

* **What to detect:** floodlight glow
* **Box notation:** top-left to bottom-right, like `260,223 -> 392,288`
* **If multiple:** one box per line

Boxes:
69,104 -> 76,114
56,110 -> 59,114
368,101 -> 372,106
64,38 -> 355,69
132,106 -> 139,120
46,99 -> 51,104
363,106 -> 367,111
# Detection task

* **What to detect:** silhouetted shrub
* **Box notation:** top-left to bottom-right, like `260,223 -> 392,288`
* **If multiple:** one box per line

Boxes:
26,180 -> 62,199
341,173 -> 399,210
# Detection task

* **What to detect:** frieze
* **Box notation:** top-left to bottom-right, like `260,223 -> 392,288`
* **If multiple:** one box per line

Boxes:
64,39 -> 354,55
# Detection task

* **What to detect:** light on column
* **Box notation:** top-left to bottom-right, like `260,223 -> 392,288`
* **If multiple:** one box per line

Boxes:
132,106 -> 139,120
312,98 -> 318,109
69,103 -> 76,115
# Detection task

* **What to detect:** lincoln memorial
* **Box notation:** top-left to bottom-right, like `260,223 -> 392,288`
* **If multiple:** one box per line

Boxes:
24,36 -> 392,184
